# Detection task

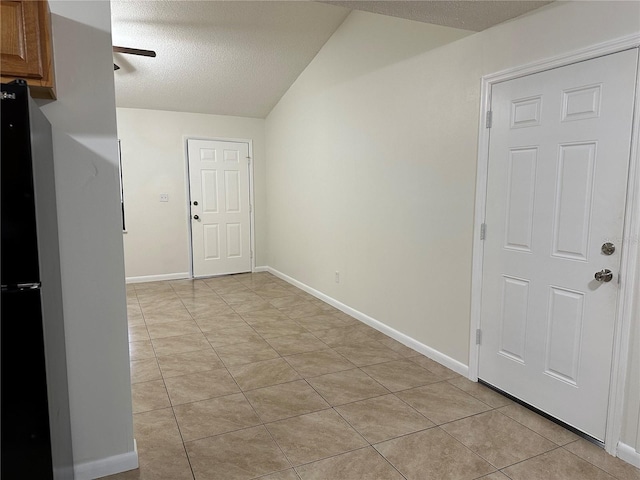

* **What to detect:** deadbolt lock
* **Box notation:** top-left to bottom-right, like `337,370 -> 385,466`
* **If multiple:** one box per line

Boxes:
601,242 -> 615,255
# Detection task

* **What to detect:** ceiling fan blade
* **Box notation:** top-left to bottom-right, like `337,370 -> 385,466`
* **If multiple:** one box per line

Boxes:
114,63 -> 120,71
113,46 -> 156,57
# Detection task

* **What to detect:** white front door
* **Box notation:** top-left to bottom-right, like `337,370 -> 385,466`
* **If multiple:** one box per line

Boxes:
187,139 -> 252,278
479,49 -> 638,441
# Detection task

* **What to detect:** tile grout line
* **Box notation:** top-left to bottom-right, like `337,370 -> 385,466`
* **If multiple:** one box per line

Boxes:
558,443 -> 627,480
369,445 -> 410,480
160,282 -> 199,480
492,444 -> 619,478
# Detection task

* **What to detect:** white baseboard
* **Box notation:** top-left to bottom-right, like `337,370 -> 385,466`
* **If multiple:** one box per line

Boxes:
617,441 -> 640,468
126,272 -> 190,284
74,440 -> 138,480
265,267 -> 469,377
253,266 -> 269,273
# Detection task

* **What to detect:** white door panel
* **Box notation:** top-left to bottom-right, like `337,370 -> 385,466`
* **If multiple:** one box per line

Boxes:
188,139 -> 251,277
480,50 -> 638,440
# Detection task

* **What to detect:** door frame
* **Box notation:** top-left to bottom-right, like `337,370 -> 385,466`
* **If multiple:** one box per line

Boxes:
469,33 -> 640,456
183,136 -> 256,278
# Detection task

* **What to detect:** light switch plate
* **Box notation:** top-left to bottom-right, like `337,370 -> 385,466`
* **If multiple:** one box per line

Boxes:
160,193 -> 169,202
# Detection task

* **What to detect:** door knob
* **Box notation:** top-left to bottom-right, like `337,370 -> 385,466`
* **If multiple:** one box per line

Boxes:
594,269 -> 613,282
193,215 -> 199,220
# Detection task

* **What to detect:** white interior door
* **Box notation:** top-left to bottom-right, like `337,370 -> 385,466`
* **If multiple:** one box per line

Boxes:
479,49 -> 638,441
187,139 -> 252,277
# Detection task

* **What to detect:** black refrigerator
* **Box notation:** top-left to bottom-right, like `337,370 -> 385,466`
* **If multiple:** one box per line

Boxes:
1,81 -> 74,479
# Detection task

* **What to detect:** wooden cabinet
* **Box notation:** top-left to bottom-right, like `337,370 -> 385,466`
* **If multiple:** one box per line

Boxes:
1,0 -> 55,99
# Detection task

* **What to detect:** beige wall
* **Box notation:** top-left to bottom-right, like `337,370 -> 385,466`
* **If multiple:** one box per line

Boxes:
116,108 -> 266,280
265,0 -> 640,452
38,0 -> 134,473
266,12 -> 475,363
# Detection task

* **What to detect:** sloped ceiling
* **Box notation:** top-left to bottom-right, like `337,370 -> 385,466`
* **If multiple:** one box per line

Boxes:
111,1 -> 552,118
320,1 -> 553,32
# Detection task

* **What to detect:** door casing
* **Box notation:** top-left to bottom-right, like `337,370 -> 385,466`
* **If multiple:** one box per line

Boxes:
183,136 -> 256,278
469,34 -> 640,456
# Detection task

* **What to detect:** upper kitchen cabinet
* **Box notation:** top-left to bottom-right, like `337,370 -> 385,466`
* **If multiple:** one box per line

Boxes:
1,0 -> 55,99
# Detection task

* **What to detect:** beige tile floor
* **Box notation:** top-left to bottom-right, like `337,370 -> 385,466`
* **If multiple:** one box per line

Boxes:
106,272 -> 640,480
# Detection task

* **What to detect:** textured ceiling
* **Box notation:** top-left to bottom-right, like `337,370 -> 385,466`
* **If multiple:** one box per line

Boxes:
111,1 -> 553,118
111,1 -> 350,118
320,1 -> 553,32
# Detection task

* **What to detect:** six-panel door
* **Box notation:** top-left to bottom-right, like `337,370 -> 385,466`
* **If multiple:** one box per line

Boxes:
187,139 -> 251,277
479,49 -> 638,441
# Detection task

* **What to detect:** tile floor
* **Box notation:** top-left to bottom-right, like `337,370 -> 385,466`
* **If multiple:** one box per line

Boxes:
106,272 -> 640,480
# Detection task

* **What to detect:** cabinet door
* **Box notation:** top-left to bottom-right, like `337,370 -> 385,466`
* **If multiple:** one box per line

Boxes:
0,1 -> 45,79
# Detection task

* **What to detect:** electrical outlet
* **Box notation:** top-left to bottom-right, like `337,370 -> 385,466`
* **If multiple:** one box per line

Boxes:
160,193 -> 169,202
335,271 -> 340,283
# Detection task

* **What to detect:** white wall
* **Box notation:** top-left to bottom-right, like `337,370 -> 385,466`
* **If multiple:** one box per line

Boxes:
265,0 -> 640,452
38,1 -> 135,476
116,108 -> 265,280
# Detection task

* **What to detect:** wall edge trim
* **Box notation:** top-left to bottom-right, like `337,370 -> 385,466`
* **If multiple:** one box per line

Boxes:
484,33 -> 640,84
74,440 -> 138,480
125,273 -> 190,284
265,266 -> 469,377
617,442 -> 640,468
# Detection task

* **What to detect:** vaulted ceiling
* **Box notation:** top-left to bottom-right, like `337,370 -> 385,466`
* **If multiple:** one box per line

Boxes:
111,1 -> 553,118
320,1 -> 553,32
